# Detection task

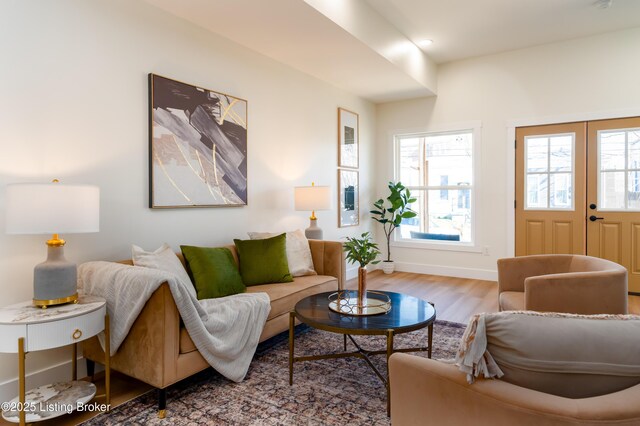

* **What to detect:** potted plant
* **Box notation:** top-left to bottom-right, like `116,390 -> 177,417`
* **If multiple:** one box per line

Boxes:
370,181 -> 417,274
343,232 -> 381,306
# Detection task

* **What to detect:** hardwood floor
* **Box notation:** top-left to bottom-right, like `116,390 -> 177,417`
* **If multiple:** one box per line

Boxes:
2,270 -> 638,426
345,270 -> 499,324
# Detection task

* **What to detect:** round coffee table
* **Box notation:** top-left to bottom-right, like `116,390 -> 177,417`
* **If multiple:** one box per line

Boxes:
288,290 -> 436,416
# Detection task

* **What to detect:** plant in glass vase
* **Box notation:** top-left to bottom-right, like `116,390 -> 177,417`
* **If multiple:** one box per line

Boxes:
343,232 -> 381,306
370,181 -> 417,274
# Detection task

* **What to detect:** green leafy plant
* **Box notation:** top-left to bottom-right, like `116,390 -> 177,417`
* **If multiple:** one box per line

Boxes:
343,232 -> 381,268
370,181 -> 417,262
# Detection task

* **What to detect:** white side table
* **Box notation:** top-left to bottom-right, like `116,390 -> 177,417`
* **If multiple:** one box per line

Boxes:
0,295 -> 110,425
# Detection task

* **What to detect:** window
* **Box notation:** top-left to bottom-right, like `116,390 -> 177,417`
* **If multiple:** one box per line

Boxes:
598,128 -> 640,210
524,133 -> 574,210
395,128 -> 477,245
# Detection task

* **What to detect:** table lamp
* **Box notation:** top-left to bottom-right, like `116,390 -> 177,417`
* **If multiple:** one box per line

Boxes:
5,180 -> 100,308
294,182 -> 331,239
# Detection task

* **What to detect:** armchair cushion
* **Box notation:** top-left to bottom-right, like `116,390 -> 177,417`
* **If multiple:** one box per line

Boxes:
498,291 -> 524,311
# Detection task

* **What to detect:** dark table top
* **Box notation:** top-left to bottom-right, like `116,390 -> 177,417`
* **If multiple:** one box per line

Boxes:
294,290 -> 436,335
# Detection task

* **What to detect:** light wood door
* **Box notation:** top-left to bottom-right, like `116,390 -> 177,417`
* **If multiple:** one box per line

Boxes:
515,122 -> 587,256
586,117 -> 640,293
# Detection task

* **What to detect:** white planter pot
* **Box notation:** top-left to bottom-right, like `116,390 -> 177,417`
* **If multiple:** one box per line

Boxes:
381,261 -> 395,274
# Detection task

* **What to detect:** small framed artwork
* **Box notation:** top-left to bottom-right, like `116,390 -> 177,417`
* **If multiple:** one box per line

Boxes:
338,169 -> 359,227
338,107 -> 359,168
149,73 -> 248,208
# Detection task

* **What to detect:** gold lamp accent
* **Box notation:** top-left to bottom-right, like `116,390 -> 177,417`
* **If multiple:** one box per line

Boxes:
294,182 -> 331,239
5,180 -> 100,308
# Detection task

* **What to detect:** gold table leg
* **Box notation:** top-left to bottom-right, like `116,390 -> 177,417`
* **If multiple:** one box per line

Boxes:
386,330 -> 394,417
18,337 -> 25,426
105,313 -> 111,408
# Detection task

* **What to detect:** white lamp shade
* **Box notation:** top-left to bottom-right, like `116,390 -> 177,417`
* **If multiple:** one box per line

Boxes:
6,183 -> 100,234
294,185 -> 331,211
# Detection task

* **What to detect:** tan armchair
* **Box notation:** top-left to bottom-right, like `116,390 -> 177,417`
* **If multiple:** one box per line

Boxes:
389,354 -> 640,426
497,254 -> 628,314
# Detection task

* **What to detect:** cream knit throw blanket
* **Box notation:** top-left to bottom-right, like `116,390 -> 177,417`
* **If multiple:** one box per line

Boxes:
78,261 -> 271,382
454,313 -> 504,384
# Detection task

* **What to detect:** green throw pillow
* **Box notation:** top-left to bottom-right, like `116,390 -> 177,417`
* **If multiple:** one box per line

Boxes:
233,233 -> 293,285
180,246 -> 246,299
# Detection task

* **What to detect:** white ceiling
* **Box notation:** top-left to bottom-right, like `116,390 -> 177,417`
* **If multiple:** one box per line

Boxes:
145,0 -> 640,103
367,0 -> 640,64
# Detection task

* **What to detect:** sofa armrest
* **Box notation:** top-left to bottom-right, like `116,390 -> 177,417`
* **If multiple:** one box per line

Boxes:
308,240 -> 345,290
389,353 -> 640,426
82,282 -> 181,388
525,270 -> 628,314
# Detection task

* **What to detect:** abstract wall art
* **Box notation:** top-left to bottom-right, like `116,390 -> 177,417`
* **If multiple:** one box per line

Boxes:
338,169 -> 359,227
338,107 -> 359,169
149,74 -> 248,208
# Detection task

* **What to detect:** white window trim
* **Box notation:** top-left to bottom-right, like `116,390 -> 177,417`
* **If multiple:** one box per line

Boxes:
390,122 -> 482,252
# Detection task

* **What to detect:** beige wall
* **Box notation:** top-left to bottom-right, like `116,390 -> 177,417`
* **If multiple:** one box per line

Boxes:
375,27 -> 640,279
0,0 -> 375,395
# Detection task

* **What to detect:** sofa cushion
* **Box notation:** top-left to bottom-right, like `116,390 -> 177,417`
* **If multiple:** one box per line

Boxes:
499,291 -> 524,311
484,312 -> 640,398
246,275 -> 337,320
234,234 -> 293,285
247,229 -> 317,277
180,246 -> 246,299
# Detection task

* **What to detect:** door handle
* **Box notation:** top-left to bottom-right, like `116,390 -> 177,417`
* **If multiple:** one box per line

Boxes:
589,215 -> 604,222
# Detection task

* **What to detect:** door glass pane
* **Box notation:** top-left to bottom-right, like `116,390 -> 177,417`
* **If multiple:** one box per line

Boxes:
600,171 -> 625,209
527,174 -> 548,208
600,131 -> 626,170
549,135 -> 572,172
525,133 -> 574,210
550,173 -> 572,209
526,138 -> 548,172
629,171 -> 640,209
629,131 -> 640,169
399,138 -> 421,186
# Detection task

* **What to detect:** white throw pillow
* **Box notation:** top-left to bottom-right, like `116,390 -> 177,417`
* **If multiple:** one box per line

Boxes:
247,230 -> 317,277
131,243 -> 196,298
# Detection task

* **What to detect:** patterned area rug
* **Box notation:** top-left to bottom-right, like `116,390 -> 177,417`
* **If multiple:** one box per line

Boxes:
82,320 -> 466,425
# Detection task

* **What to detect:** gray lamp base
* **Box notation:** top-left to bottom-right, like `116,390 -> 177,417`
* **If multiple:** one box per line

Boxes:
33,245 -> 78,308
305,218 -> 323,240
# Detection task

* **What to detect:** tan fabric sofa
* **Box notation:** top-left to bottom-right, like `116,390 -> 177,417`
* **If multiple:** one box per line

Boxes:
390,312 -> 640,425
83,240 -> 344,416
497,254 -> 628,314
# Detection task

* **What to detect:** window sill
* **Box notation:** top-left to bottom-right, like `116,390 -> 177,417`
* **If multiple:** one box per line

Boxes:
391,239 -> 482,253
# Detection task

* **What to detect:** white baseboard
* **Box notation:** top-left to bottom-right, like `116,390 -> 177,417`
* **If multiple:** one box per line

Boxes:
0,357 -> 93,404
393,261 -> 498,281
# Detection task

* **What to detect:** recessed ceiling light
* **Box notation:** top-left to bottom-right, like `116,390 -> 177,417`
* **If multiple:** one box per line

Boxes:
418,39 -> 433,47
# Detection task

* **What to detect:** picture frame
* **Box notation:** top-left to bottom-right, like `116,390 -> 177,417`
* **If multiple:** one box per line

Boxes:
148,73 -> 248,208
338,107 -> 359,168
338,169 -> 359,227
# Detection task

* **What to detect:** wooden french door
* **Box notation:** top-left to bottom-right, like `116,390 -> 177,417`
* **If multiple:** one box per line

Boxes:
515,122 -> 587,256
516,117 -> 640,293
586,117 -> 640,293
